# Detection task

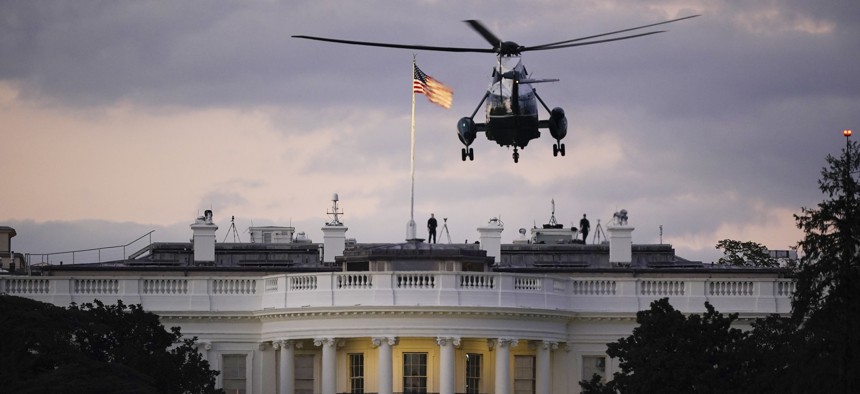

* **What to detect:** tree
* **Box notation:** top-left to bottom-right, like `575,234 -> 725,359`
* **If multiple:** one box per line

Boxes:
581,137 -> 860,393
0,295 -> 222,394
788,136 -> 860,392
580,298 -> 753,394
715,239 -> 779,267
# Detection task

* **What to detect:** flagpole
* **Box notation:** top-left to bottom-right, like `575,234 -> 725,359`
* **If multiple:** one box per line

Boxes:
407,55 -> 418,240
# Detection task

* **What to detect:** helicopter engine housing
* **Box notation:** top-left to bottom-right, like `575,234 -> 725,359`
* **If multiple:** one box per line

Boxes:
548,107 -> 567,140
457,117 -> 477,146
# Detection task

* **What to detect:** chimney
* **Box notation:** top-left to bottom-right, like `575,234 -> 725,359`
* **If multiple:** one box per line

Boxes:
0,226 -> 15,255
607,209 -> 634,266
190,210 -> 218,264
322,193 -> 348,264
477,217 -> 504,264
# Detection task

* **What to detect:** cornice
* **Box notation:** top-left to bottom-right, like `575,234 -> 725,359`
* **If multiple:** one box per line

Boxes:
160,307 -> 574,322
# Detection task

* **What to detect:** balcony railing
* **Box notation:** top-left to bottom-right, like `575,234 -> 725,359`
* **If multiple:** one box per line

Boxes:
0,272 -> 794,315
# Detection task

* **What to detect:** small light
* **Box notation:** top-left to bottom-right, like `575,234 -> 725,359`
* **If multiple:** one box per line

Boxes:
844,129 -> 853,137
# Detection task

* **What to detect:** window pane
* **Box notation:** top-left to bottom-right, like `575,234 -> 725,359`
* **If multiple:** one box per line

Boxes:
513,355 -> 535,394
466,353 -> 482,394
403,353 -> 428,393
295,355 -> 314,394
222,354 -> 246,394
350,353 -> 365,393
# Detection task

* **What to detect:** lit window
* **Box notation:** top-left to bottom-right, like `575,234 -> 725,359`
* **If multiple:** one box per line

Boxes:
403,352 -> 428,393
222,354 -> 247,394
349,353 -> 365,393
466,353 -> 482,394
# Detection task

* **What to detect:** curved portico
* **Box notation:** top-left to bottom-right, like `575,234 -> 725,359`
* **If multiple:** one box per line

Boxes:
8,237 -> 795,393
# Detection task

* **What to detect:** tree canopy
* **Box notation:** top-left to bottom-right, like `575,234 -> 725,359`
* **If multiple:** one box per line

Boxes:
714,239 -> 779,267
789,136 -> 860,392
580,298 -> 754,394
583,136 -> 860,393
0,295 -> 221,394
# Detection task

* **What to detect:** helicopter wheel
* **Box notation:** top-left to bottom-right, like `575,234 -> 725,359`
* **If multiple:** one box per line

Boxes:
468,148 -> 474,161
461,148 -> 467,161
553,144 -> 559,157
513,151 -> 520,163
560,143 -> 566,156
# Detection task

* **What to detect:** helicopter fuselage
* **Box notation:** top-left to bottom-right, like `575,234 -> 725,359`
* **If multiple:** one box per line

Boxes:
484,59 -> 541,148
458,56 -> 566,162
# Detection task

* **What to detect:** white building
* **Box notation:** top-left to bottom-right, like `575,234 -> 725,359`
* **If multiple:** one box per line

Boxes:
0,210 -> 793,394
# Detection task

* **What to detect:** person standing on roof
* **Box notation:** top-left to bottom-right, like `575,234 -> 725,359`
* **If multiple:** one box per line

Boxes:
427,213 -> 438,243
580,214 -> 590,243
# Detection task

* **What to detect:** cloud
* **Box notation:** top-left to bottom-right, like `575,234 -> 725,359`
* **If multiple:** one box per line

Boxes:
2,0 -> 857,263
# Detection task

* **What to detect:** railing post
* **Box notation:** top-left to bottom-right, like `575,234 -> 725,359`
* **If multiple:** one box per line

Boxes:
372,272 -> 395,305
497,274 -> 515,306
687,279 -> 707,313
755,280 -> 777,313
436,273 -> 458,305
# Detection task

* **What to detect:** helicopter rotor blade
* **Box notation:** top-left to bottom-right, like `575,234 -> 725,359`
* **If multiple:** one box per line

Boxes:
291,35 -> 495,53
523,30 -> 666,52
519,78 -> 560,84
464,20 -> 503,50
526,15 -> 699,51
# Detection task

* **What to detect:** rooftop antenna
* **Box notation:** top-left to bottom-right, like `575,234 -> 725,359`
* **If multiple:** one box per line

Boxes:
441,218 -> 451,243
223,216 -> 241,243
592,219 -> 606,244
327,193 -> 344,226
659,225 -> 663,244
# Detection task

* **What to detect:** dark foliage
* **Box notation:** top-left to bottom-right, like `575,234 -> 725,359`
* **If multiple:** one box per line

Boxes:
789,137 -> 860,392
0,295 -> 221,394
581,138 -> 860,393
580,298 -> 752,394
715,239 -> 779,267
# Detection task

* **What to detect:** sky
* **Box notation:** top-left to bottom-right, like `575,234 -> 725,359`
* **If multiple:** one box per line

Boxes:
2,0 -> 858,264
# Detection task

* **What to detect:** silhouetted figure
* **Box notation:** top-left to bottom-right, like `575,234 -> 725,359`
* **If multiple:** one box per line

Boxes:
427,213 -> 438,243
580,214 -> 590,243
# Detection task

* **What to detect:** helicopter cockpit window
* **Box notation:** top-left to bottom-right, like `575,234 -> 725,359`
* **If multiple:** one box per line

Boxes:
487,79 -> 514,116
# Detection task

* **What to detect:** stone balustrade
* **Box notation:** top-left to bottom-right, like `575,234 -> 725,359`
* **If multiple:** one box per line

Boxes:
0,272 -> 794,315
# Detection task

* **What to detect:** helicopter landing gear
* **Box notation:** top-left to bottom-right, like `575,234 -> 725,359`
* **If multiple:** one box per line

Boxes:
512,147 -> 520,163
553,142 -> 566,157
461,147 -> 474,161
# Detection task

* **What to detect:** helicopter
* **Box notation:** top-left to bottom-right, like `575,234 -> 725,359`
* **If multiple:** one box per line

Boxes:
293,15 -> 698,163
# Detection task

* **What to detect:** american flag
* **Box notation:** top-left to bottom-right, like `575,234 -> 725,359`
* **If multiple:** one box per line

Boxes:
413,63 -> 453,109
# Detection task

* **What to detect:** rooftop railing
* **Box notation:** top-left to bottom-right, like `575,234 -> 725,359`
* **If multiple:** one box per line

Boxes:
25,231 -> 155,266
0,271 -> 794,316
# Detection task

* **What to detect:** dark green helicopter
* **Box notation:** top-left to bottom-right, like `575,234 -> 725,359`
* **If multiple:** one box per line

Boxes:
294,15 -> 697,163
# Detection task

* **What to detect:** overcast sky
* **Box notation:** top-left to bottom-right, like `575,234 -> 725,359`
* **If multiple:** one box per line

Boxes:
2,0 -> 858,264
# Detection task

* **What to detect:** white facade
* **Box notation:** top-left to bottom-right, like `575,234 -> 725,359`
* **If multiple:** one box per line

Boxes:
1,270 -> 794,394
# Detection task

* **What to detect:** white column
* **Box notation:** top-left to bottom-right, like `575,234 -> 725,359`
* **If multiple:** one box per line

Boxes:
315,338 -> 337,394
494,338 -> 517,394
535,341 -> 557,394
373,337 -> 397,394
437,337 -> 460,394
275,340 -> 295,394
